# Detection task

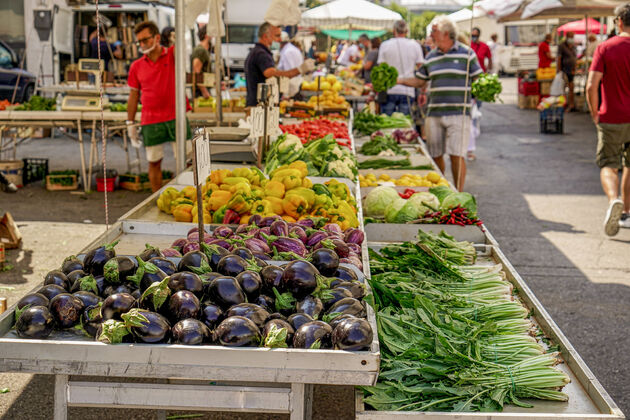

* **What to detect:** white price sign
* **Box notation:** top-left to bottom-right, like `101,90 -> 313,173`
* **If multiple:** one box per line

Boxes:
278,77 -> 289,95
193,136 -> 211,185
270,82 -> 280,104
268,106 -> 280,135
250,106 -> 265,138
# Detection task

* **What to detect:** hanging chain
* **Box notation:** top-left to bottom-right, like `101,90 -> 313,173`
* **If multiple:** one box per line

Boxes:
95,0 -> 110,229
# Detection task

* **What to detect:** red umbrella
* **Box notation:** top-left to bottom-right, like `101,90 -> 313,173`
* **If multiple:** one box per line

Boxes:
557,18 -> 607,35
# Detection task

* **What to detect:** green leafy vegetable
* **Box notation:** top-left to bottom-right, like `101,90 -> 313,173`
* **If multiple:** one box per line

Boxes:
354,110 -> 412,136
371,63 -> 399,93
359,135 -> 407,156
472,73 -> 503,103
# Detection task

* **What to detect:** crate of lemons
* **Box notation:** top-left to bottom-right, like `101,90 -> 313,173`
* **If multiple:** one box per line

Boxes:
359,171 -> 449,188
156,162 -> 359,229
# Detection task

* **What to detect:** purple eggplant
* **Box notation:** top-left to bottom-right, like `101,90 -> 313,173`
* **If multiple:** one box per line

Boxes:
289,226 -> 308,244
83,241 -> 118,275
293,321 -> 333,349
232,247 -> 255,261
270,220 -> 289,237
212,226 -> 234,239
281,260 -> 320,299
17,293 -> 49,311
200,302 -> 224,329
122,308 -> 171,344
254,254 -> 271,263
138,244 -> 163,261
254,295 -> 275,312
140,277 -> 171,312
96,319 -> 133,344
260,266 -> 284,293
167,290 -> 200,323
178,250 -> 211,274
309,248 -> 339,276
103,256 -> 137,285
44,270 -> 70,290
306,231 -> 328,248
213,316 -> 261,347
15,306 -> 55,339
343,228 -> 365,245
200,271 -> 222,300
168,272 -> 203,298
201,243 -> 230,271
66,269 -> 88,286
259,215 -> 282,227
296,295 -> 324,319
297,218 -> 316,229
149,257 -> 177,276
69,274 -> 105,296
330,239 -> 350,258
81,304 -> 103,337
235,224 -> 249,235
129,257 -> 168,292
248,214 -> 262,226
332,317 -> 373,351
207,276 -> 246,309
161,248 -> 182,258
328,313 -> 358,330
171,238 -> 188,251
287,313 -> 313,330
37,284 -> 67,302
333,282 -> 366,300
334,266 -> 359,283
226,303 -> 270,328
262,319 -> 294,348
182,241 -> 200,253
172,319 -> 211,345
340,256 -> 363,271
243,238 -> 271,254
217,254 -> 256,277
187,226 -> 206,236
325,298 -> 366,321
101,293 -> 137,321
257,227 -> 272,241
206,239 -> 231,250
346,243 -> 362,255
267,312 -> 287,321
61,256 -> 83,275
271,237 -> 307,258
323,224 -> 343,236
73,291 -> 102,308
322,288 -> 353,311
187,231 -> 200,242
236,270 -> 262,300
49,293 -> 85,328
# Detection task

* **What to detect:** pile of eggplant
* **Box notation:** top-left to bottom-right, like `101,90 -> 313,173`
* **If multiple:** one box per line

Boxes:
13,238 -> 373,351
158,215 -> 365,272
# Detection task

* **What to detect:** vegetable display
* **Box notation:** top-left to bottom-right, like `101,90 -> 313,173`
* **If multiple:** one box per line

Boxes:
357,159 -> 432,170
14,95 -> 56,111
109,103 -> 141,112
359,135 -> 407,157
354,111 -> 413,136
370,63 -> 398,93
12,242 -> 373,350
279,118 -> 350,146
362,239 -> 570,412
359,171 -> 447,188
265,135 -> 358,180
156,164 -> 359,229
471,73 -> 503,103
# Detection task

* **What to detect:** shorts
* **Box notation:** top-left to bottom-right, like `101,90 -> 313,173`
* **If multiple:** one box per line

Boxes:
596,123 -> 630,169
562,67 -> 574,83
424,115 -> 471,158
142,119 -> 192,163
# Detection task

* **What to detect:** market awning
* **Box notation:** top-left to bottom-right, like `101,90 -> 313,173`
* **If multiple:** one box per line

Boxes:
301,0 -> 403,30
320,28 -> 387,40
483,0 -> 626,21
557,17 -> 607,34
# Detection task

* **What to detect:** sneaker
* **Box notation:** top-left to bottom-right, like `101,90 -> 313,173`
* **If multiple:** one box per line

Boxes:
604,199 -> 623,236
620,213 -> 630,229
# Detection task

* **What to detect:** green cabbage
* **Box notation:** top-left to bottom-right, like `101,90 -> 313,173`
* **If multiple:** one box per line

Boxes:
440,192 -> 477,217
364,186 -> 400,217
428,186 -> 454,204
407,192 -> 439,215
384,198 -> 407,223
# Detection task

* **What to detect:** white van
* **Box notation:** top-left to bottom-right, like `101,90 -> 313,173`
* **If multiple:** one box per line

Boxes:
497,19 -> 559,74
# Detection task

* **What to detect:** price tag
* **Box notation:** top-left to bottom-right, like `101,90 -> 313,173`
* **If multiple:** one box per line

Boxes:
250,106 -> 265,138
278,77 -> 290,95
193,136 -> 211,186
268,106 -> 281,135
270,82 -> 280,104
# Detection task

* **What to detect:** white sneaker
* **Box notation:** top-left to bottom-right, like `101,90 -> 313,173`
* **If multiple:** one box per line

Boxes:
604,199 -> 623,236
620,213 -> 630,229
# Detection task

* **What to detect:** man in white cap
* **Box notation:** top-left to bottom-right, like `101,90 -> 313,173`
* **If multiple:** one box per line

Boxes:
278,31 -> 303,71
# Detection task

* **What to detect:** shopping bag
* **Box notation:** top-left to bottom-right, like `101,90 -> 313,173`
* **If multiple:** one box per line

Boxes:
550,71 -> 565,96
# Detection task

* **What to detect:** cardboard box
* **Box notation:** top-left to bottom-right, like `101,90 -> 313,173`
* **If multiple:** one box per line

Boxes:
518,94 -> 540,110
540,81 -> 551,96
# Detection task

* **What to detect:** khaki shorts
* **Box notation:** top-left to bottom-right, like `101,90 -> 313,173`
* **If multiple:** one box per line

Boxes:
425,115 -> 471,158
596,123 -> 630,169
145,141 -> 192,163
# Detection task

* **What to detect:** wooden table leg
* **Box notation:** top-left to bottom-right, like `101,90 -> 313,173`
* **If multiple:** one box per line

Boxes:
77,119 -> 88,193
54,375 -> 69,420
87,120 -> 97,192
289,383 -> 313,420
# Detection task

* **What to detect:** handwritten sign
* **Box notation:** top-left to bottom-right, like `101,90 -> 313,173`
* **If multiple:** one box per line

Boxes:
193,136 -> 211,185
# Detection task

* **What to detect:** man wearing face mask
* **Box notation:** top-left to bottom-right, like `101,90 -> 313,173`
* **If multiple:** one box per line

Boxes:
244,22 -> 315,107
126,21 -> 191,192
558,31 -> 577,111
470,27 -> 492,73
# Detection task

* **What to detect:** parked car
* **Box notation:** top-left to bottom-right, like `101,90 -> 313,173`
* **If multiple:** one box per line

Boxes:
0,40 -> 35,103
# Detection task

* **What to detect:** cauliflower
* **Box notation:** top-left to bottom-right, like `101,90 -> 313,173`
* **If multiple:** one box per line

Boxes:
278,134 -> 303,153
330,145 -> 344,158
326,159 -> 356,179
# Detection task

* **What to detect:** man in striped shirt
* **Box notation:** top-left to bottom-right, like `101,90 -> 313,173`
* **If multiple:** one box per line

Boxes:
399,17 -> 482,190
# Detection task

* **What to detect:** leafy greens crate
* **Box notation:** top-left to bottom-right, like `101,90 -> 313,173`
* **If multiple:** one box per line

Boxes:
355,243 -> 624,420
363,222 -> 497,246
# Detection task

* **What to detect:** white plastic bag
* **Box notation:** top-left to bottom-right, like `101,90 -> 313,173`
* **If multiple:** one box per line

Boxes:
264,0 -> 301,26
550,72 -> 565,96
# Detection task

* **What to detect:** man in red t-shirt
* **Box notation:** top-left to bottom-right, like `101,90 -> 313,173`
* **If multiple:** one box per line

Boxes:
126,21 -> 191,192
586,4 -> 630,236
470,27 -> 492,73
538,33 -> 553,68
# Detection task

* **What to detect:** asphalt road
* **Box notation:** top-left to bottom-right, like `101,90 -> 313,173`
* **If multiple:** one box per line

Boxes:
0,78 -> 627,419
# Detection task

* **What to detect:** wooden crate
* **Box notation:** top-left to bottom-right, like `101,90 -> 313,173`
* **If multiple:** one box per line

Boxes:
119,174 -> 144,191
0,212 -> 21,249
518,94 -> 540,110
46,174 -> 78,191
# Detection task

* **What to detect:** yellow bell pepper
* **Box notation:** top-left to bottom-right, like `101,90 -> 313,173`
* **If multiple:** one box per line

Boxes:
285,187 -> 316,207
173,204 -> 194,222
264,180 -> 285,198
157,187 -> 181,214
302,177 -> 313,189
222,176 -> 250,186
282,194 -> 309,219
282,215 -> 297,223
250,185 -> 265,200
231,168 -> 253,182
288,161 -> 308,178
249,167 -> 266,186
192,211 -> 212,224
325,179 -> 350,200
314,194 -> 333,208
210,169 -> 231,185
207,190 -> 232,211
278,174 -> 302,190
181,186 -> 197,201
329,201 -> 358,229
251,199 -> 273,216
171,197 -> 194,208
270,167 -> 302,180
265,196 -> 284,214
227,193 -> 252,214
240,215 -> 251,224
310,205 -> 329,218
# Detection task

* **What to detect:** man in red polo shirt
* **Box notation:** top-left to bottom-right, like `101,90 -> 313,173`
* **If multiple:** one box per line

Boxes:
586,3 -> 630,236
471,27 -> 492,73
126,21 -> 190,192
538,33 -> 554,68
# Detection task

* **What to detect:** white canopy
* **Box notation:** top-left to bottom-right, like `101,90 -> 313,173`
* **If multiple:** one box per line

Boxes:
301,0 -> 403,30
446,7 -> 486,23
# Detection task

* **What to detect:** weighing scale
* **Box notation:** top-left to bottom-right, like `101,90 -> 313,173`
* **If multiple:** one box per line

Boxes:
61,59 -> 109,111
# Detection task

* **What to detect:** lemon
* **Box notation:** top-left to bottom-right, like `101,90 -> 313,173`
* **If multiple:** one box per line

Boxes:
426,171 -> 442,184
